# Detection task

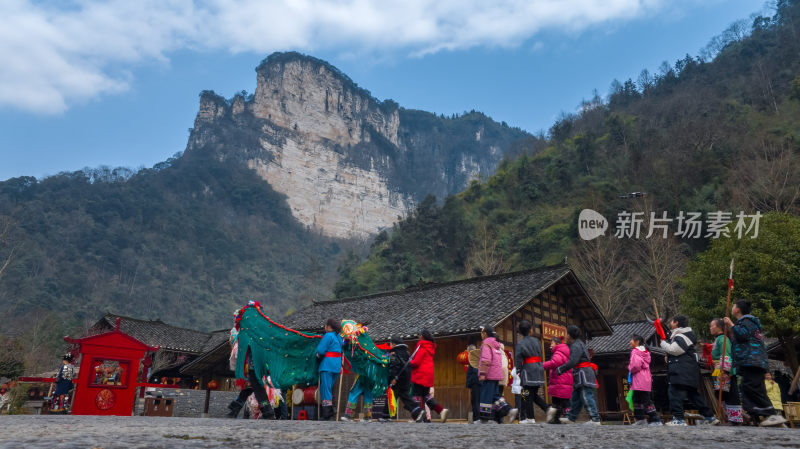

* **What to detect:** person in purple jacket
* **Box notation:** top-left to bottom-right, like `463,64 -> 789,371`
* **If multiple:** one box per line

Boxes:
628,334 -> 662,426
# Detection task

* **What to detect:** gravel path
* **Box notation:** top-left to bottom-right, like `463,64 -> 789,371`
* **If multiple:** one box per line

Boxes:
0,416 -> 797,449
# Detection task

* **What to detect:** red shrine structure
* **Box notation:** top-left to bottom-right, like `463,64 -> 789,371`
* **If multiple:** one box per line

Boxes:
65,318 -> 158,416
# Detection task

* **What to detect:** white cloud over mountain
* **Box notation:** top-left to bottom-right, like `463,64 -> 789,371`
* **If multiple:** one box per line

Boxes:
1,0 -> 665,114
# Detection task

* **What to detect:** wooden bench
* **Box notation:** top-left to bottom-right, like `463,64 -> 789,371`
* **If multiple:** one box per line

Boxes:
684,410 -> 703,426
784,402 -> 800,428
24,400 -> 47,415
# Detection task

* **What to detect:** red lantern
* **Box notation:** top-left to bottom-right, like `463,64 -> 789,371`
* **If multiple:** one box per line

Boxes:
207,379 -> 219,390
457,349 -> 470,372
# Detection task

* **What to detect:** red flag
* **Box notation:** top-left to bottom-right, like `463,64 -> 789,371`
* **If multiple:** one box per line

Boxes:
728,259 -> 734,290
654,318 -> 666,340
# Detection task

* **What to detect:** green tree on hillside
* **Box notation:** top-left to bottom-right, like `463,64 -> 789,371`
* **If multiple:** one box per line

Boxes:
682,213 -> 800,372
333,0 -> 800,319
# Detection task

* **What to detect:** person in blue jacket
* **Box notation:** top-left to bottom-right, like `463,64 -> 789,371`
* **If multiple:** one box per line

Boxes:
316,318 -> 343,420
723,299 -> 787,427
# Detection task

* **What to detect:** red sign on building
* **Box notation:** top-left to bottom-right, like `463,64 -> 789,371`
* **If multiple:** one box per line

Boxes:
541,322 -> 566,341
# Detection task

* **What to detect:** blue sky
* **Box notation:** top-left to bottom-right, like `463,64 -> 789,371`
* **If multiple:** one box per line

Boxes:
0,0 -> 766,181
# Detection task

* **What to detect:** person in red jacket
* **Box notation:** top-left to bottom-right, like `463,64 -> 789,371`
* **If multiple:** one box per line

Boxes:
542,336 -> 572,423
410,329 -> 449,423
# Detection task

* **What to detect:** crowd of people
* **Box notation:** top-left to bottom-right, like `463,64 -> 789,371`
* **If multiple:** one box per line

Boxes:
474,298 -> 791,427
223,299 -> 792,428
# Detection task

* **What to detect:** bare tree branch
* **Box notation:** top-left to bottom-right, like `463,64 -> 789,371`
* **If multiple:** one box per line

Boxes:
465,219 -> 510,277
627,198 -> 689,319
730,140 -> 800,214
571,235 -> 630,320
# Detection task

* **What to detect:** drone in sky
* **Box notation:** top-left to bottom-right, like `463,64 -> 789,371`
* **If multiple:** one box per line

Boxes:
619,192 -> 646,199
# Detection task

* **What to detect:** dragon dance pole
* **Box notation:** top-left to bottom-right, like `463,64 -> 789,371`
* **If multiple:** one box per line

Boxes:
336,352 -> 344,421
716,259 -> 734,421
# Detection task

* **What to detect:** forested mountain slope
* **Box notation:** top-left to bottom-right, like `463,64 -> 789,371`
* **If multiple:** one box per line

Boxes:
334,1 -> 800,322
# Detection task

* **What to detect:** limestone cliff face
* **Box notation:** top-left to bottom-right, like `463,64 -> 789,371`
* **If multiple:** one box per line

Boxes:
252,55 -> 400,148
185,52 -> 529,239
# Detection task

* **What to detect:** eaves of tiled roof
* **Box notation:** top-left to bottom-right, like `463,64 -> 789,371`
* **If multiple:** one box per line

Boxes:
282,264 -> 612,341
95,314 -> 212,354
589,320 -> 663,355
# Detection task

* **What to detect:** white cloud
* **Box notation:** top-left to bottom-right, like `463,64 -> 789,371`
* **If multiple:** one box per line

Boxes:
0,0 -> 666,114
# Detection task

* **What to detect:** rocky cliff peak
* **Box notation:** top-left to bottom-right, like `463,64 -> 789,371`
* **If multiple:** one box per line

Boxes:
252,52 -> 400,148
186,52 -> 530,240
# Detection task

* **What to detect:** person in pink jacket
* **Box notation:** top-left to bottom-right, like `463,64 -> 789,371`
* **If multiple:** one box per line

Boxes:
478,325 -> 518,424
628,334 -> 662,426
542,336 -> 572,424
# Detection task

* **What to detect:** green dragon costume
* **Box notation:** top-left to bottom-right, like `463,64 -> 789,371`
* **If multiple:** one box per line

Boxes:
233,301 -> 389,396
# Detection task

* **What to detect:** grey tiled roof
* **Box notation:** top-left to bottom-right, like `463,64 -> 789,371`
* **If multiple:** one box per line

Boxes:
589,320 -> 660,355
180,338 -> 233,377
96,314 -> 213,354
282,265 -> 612,341
202,330 -> 232,352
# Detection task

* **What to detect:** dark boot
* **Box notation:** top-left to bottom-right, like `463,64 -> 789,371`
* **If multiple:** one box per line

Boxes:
226,400 -> 244,418
320,405 -> 334,421
259,401 -> 275,420
494,397 -> 512,423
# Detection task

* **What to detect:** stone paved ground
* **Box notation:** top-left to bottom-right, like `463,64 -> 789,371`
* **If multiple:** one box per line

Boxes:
1,416 -> 798,449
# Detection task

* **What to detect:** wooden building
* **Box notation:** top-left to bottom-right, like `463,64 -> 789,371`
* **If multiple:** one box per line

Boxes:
278,264 -> 612,420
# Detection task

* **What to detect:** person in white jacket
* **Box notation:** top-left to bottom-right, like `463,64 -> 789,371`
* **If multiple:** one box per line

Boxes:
510,367 -> 525,423
659,315 -> 718,426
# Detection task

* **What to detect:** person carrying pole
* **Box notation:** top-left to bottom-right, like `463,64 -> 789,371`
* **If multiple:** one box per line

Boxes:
316,318 -> 343,421
723,299 -> 787,427
709,318 -> 743,424
387,335 -> 424,422
659,315 -> 719,426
